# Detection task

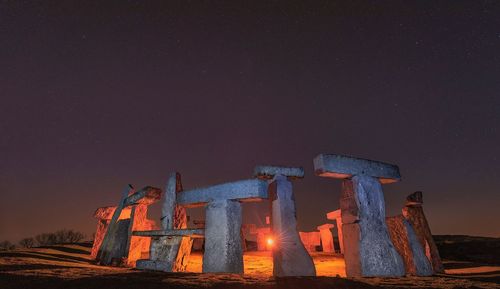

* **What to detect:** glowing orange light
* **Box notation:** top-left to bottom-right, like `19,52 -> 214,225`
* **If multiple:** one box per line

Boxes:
267,237 -> 274,246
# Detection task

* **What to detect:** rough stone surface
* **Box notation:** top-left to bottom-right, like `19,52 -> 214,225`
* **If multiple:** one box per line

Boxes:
317,224 -> 335,253
124,186 -> 162,206
313,154 -> 401,184
326,210 -> 344,253
270,175 -> 316,277
136,173 -> 194,272
96,185 -> 134,265
299,231 -> 321,252
253,165 -> 304,179
386,215 -> 433,276
203,199 -> 243,273
341,176 -> 405,277
403,196 -> 444,274
93,206 -> 131,221
177,179 -> 268,208
91,220 -> 108,259
126,204 -> 156,267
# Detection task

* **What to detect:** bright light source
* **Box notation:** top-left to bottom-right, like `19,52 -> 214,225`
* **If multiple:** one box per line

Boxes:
267,238 -> 274,246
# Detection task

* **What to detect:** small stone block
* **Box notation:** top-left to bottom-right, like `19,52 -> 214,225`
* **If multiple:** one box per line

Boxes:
313,154 -> 401,183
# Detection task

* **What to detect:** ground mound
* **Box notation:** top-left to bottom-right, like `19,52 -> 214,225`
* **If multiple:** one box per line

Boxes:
0,236 -> 499,289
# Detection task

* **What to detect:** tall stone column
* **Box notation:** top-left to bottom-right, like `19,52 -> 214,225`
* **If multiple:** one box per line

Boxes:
314,154 -> 405,277
203,199 -> 243,273
271,176 -> 316,276
402,191 -> 444,273
326,209 -> 344,253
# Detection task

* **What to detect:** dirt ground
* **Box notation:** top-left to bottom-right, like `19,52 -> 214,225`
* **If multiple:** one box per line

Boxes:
0,243 -> 498,289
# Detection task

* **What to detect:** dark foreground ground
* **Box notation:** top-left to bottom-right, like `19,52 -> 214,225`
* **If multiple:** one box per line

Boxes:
0,235 -> 499,289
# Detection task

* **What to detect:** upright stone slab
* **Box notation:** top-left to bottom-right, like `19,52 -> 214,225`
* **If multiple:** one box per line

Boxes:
203,199 -> 243,273
326,209 -> 344,253
386,215 -> 433,276
136,173 -> 193,272
402,191 -> 444,273
91,206 -> 132,259
314,154 -> 405,277
254,166 -> 316,276
177,178 -> 268,273
317,224 -> 335,253
269,175 -> 316,277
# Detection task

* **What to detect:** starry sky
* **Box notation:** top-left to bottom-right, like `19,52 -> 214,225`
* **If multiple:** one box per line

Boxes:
1,1 -> 499,242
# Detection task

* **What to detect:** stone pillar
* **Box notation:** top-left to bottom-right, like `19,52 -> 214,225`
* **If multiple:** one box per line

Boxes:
317,224 -> 335,253
314,154 -> 405,277
203,199 -> 243,273
341,176 -> 405,277
270,175 -> 316,277
136,173 -> 193,272
402,191 -> 444,273
387,215 -> 433,276
326,210 -> 344,253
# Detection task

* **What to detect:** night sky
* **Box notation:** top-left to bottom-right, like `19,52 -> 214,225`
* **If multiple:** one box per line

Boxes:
1,1 -> 499,242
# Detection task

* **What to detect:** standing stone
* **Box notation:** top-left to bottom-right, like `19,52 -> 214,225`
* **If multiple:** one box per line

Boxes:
386,215 -> 433,276
402,191 -> 444,273
344,176 -> 405,276
317,224 -> 335,253
175,178 -> 267,273
91,206 -> 132,259
136,173 -> 193,272
270,175 -> 316,277
314,154 -> 405,277
326,209 -> 344,253
203,199 -> 243,273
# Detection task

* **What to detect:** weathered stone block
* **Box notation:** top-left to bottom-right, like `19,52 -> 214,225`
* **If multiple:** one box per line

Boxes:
253,165 -> 304,179
402,193 -> 444,274
203,199 -> 243,273
317,224 -> 335,253
313,154 -> 401,183
177,179 -> 268,208
326,209 -> 344,253
341,176 -> 405,277
271,175 -> 316,277
386,215 -> 433,276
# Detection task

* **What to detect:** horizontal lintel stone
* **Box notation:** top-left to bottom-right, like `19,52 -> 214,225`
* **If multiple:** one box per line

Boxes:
176,179 -> 268,208
253,165 -> 304,179
313,154 -> 401,183
317,223 -> 335,230
132,229 -> 204,238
